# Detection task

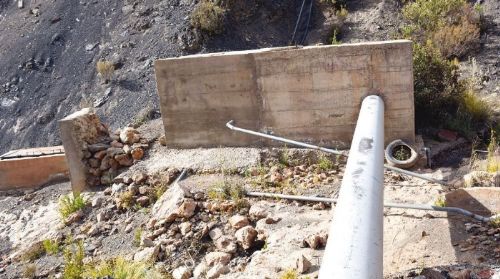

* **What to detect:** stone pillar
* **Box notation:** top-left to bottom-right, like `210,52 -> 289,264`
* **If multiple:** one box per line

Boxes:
58,108 -> 110,193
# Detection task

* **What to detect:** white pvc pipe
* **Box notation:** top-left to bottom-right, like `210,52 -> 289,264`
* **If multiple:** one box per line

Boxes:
319,95 -> 385,279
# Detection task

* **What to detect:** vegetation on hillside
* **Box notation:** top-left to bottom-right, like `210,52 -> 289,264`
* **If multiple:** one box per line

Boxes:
59,192 -> 87,220
400,0 -> 494,137
191,0 -> 226,34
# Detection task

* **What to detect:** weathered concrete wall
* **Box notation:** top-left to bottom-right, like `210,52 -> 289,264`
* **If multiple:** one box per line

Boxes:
0,152 -> 68,190
155,40 -> 414,148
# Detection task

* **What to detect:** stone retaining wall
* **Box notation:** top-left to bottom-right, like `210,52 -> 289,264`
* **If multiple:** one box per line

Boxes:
59,109 -> 148,193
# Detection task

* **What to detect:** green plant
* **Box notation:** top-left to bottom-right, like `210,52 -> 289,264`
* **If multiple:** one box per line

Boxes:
154,183 -> 168,201
133,228 -> 142,247
330,28 -> 341,45
317,154 -> 335,171
280,269 -> 299,279
262,239 -> 269,251
96,60 -> 115,83
335,5 -> 348,21
278,147 -> 291,167
392,145 -> 412,161
486,131 -> 499,173
62,240 -> 85,279
208,182 -> 245,200
412,41 -> 461,127
43,239 -> 60,255
434,196 -> 447,207
401,0 -> 488,132
83,257 -> 163,279
402,0 -> 481,58
118,191 -> 135,209
191,0 -> 225,34
23,264 -> 37,279
460,86 -> 490,123
490,215 -> 500,228
59,192 -> 87,219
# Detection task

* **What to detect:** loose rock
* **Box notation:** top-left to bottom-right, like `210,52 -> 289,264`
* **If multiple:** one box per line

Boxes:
235,226 -> 258,250
229,215 -> 249,229
215,236 -> 237,253
205,252 -> 232,266
296,254 -> 312,274
172,266 -> 192,279
120,127 -> 140,144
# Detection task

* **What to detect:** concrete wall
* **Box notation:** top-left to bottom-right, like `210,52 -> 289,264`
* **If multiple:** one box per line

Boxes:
0,154 -> 68,190
155,40 -> 415,148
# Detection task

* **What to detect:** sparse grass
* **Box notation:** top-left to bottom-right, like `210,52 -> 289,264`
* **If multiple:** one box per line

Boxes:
23,264 -> 37,279
118,191 -> 135,209
59,192 -> 87,220
278,147 -> 291,167
434,196 -> 447,207
262,239 -> 268,251
62,240 -> 85,279
335,5 -> 348,21
154,183 -> 167,200
132,106 -> 152,128
83,257 -> 164,279
461,90 -> 490,122
280,269 -> 299,279
21,242 -> 45,262
486,131 -> 499,173
317,154 -> 335,171
96,60 -> 115,83
244,164 -> 267,177
207,182 -> 245,201
133,228 -> 142,248
43,239 -> 60,255
330,28 -> 341,45
191,0 -> 225,34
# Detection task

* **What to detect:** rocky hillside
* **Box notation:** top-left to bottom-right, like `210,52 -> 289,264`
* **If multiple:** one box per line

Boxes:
0,0 -> 301,154
0,0 -> 498,154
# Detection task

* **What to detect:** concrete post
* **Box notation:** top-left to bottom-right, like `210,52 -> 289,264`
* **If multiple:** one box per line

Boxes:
319,95 -> 385,279
59,108 -> 108,193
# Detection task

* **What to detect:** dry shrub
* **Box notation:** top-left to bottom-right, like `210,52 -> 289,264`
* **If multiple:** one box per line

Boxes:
401,0 -> 491,134
402,0 -> 481,59
191,0 -> 225,34
96,60 -> 115,82
432,15 -> 480,58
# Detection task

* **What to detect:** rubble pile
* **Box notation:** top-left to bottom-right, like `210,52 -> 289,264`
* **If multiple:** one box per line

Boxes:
82,126 -> 150,187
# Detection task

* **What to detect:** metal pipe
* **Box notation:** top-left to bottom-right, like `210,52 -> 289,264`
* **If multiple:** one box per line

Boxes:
384,165 -> 447,186
226,121 -> 449,186
226,120 -> 348,156
246,192 -> 499,223
319,95 -> 385,278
